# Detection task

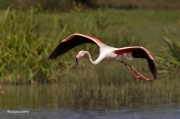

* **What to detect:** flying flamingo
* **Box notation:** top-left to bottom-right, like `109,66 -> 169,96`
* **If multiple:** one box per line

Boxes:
48,33 -> 157,81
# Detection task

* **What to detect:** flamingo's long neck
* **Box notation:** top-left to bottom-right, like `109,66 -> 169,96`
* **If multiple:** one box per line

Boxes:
84,51 -> 104,65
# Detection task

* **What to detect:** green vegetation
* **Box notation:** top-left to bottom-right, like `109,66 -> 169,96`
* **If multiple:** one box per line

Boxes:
1,81 -> 180,109
0,8 -> 52,83
0,8 -> 143,84
0,7 -> 180,84
0,6 -> 180,110
157,23 -> 180,79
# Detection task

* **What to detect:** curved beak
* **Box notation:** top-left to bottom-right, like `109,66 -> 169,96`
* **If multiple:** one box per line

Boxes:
76,57 -> 78,64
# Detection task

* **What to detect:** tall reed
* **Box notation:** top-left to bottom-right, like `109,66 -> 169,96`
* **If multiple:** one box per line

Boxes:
0,8 -> 145,84
0,8 -> 54,83
156,22 -> 180,80
1,81 -> 180,109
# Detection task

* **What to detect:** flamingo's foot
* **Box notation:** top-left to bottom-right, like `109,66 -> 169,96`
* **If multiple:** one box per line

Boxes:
120,60 -> 153,82
135,76 -> 152,81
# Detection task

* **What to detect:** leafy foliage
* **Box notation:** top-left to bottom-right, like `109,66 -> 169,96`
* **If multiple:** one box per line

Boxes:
0,8 -> 144,84
157,27 -> 180,79
0,8 -> 52,83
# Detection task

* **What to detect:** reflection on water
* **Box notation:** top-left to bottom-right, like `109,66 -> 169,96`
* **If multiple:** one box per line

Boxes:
0,84 -> 180,119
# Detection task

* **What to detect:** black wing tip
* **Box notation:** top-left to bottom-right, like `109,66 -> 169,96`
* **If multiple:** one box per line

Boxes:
48,54 -> 57,60
154,73 -> 157,79
132,49 -> 157,79
149,59 -> 157,80
153,64 -> 157,79
48,57 -> 54,60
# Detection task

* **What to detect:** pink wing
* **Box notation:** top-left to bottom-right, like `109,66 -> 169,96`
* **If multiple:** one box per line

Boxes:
114,46 -> 157,79
48,33 -> 104,60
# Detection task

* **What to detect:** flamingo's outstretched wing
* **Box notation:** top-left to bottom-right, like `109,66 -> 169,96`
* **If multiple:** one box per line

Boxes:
48,33 -> 104,60
114,46 -> 157,79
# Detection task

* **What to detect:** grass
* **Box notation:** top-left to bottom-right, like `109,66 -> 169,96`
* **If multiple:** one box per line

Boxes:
0,8 -> 53,83
0,7 -> 180,113
156,25 -> 180,79
0,8 -> 180,84
1,81 -> 180,109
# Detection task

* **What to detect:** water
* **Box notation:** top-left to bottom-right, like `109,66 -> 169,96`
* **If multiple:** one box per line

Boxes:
1,104 -> 180,119
0,84 -> 180,119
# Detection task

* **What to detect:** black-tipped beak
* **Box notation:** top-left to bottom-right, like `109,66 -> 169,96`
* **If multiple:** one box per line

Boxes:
76,58 -> 78,64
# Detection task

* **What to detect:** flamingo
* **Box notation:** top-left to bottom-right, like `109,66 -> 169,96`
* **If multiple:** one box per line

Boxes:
48,33 -> 157,81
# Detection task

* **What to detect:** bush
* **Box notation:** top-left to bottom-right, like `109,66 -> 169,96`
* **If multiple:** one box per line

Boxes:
0,8 -> 145,84
0,8 -> 55,83
157,22 -> 180,79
